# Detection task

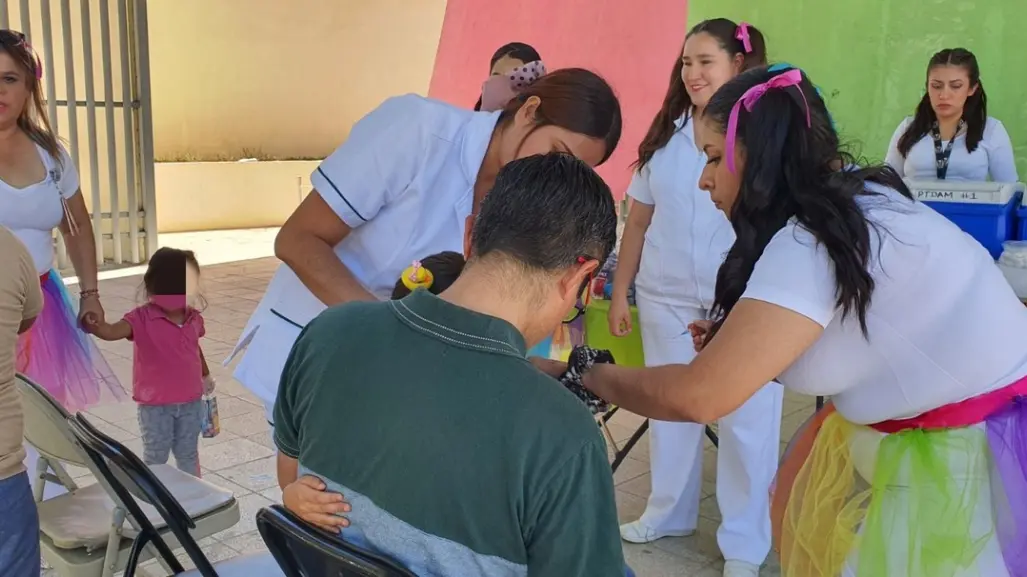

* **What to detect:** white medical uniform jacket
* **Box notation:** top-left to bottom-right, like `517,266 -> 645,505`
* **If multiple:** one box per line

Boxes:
885,116 -> 1019,182
628,116 -> 734,311
229,95 -> 501,407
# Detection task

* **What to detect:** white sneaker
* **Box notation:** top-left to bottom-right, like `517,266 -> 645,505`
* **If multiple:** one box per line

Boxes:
723,560 -> 761,577
619,520 -> 695,544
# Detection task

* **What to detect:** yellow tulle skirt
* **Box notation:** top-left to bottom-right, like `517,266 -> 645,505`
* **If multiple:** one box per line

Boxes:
772,401 -> 1027,577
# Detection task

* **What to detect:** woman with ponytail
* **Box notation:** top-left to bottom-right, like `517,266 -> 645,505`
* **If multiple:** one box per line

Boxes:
565,64 -> 1027,577
886,48 -> 1018,182
606,18 -> 782,577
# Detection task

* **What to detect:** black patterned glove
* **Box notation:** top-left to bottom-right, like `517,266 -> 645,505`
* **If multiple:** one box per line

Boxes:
559,345 -> 615,414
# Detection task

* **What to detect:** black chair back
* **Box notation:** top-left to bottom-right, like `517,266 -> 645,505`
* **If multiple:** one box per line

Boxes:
256,505 -> 417,577
67,413 -> 216,577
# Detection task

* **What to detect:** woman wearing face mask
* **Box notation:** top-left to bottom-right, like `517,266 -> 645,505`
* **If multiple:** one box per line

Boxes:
607,19 -> 783,577
561,64 -> 1027,577
886,48 -> 1018,182
474,42 -> 543,111
228,68 -> 622,438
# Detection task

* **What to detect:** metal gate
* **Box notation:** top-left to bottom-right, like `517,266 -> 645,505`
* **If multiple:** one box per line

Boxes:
1,0 -> 156,269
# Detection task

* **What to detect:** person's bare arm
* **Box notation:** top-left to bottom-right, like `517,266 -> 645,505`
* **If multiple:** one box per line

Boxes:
199,346 -> 210,377
611,201 -> 653,302
60,192 -> 99,293
584,299 -> 823,423
274,193 -> 377,307
60,192 -> 106,325
85,319 -> 133,342
277,452 -> 300,489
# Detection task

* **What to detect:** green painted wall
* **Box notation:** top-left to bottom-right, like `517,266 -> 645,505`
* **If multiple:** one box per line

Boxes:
687,1 -> 1027,176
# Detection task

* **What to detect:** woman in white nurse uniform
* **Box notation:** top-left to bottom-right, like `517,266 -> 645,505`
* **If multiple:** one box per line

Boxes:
885,48 -> 1018,183
607,19 -> 782,577
578,65 -> 1027,577
229,68 -> 623,429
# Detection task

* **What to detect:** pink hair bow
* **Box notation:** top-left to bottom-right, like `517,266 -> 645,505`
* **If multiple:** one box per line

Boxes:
735,22 -> 752,54
724,68 -> 811,173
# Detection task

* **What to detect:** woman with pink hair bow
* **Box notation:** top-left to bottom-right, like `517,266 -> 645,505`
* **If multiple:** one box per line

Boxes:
564,64 -> 1027,577
605,18 -> 781,577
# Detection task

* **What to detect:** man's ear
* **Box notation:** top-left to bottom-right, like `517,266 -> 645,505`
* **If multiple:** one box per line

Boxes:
463,214 -> 475,260
559,258 -> 599,301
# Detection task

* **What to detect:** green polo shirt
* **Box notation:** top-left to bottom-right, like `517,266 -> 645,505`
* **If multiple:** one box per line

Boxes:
274,289 -> 625,577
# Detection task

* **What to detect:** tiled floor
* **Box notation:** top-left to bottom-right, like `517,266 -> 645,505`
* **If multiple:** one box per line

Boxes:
43,229 -> 818,576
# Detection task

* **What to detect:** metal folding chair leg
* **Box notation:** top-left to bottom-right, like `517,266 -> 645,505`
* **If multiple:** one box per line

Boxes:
610,420 -> 649,473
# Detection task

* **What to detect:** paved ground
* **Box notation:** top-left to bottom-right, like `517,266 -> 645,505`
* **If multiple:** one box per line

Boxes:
45,229 -> 817,576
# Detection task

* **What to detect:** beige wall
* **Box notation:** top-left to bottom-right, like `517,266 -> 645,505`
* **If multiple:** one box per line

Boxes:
155,161 -> 318,232
8,0 -> 447,235
148,0 -> 448,161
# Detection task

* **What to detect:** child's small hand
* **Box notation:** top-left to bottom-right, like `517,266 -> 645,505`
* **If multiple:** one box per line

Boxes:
81,316 -> 101,334
687,320 -> 713,353
203,375 -> 217,395
283,475 -> 351,533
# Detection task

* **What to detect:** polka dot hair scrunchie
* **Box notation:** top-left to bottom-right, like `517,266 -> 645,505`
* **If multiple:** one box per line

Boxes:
559,345 -> 615,415
508,60 -> 546,91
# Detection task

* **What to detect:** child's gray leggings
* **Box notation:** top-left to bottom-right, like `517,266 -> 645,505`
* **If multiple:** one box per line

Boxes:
137,400 -> 204,476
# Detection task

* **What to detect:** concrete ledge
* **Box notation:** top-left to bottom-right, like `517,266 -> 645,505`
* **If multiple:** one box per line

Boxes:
156,161 -> 319,233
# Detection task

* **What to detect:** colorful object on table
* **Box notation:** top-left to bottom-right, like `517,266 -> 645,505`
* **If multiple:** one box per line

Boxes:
527,334 -> 554,359
583,299 -> 646,368
595,252 -> 635,304
725,68 -> 811,174
201,394 -> 220,438
16,269 -> 124,412
773,380 -> 1027,577
400,260 -> 434,292
558,345 -> 615,414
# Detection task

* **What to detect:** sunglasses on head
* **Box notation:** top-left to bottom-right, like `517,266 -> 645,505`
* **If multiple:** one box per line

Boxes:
563,255 -> 597,324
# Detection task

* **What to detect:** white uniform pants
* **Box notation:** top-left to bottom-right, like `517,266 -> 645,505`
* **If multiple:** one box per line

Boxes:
636,299 -> 783,565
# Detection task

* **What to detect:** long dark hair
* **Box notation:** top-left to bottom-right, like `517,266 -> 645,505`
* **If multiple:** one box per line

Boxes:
635,19 -> 766,170
702,66 -> 911,337
474,42 -> 542,111
896,48 -> 987,157
495,68 -> 622,165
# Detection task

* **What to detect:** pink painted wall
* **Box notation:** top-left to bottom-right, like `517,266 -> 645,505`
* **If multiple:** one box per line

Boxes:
428,0 -> 689,200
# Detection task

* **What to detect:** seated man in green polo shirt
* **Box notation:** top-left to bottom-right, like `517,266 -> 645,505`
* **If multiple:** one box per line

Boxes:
273,153 -> 626,576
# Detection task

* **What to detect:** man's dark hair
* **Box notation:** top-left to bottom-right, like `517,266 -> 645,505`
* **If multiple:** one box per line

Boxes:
470,153 -> 617,271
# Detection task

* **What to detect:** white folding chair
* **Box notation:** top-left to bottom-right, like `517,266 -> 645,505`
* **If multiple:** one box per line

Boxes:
18,374 -> 242,577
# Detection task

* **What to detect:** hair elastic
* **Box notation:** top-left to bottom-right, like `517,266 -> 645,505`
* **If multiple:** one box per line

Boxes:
735,22 -> 753,54
400,260 -> 434,292
724,68 -> 811,173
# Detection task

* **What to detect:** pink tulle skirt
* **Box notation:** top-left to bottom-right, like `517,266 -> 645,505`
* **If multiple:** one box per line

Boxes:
16,269 -> 125,412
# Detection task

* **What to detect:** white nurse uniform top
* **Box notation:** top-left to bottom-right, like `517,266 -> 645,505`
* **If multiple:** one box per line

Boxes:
229,95 -> 501,411
627,115 -> 734,311
885,116 -> 1019,182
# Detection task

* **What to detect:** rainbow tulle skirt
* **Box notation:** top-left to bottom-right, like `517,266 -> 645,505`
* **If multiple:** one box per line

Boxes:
16,270 -> 124,412
772,381 -> 1027,577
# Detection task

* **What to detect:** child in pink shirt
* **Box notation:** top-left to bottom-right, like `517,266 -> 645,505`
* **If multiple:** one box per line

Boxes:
85,247 -> 214,476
